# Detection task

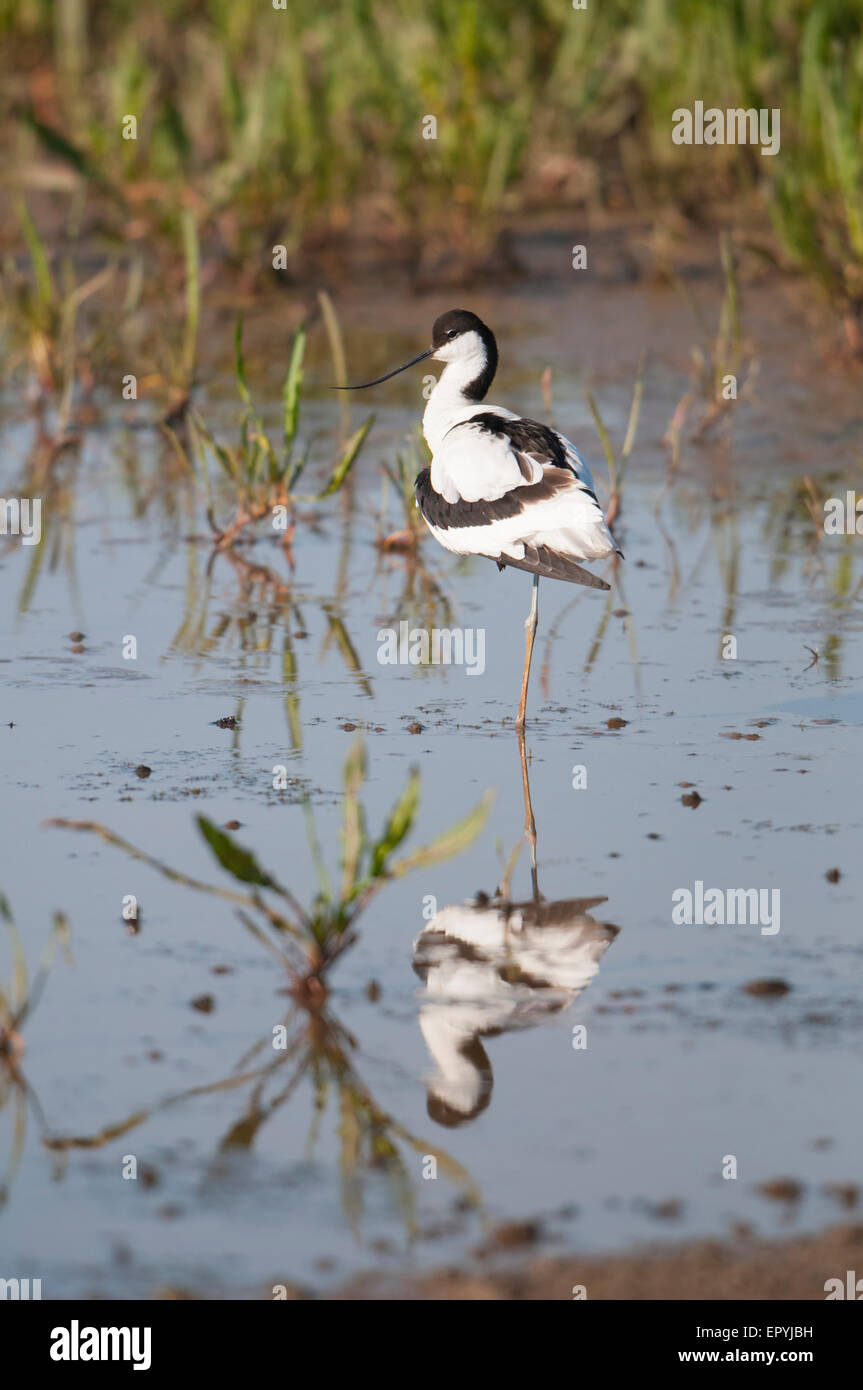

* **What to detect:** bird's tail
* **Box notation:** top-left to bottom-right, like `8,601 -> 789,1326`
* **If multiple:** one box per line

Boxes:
497,545 -> 611,590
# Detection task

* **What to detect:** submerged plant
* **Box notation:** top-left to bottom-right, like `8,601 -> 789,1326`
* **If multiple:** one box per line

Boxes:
42,993 -> 481,1244
49,741 -> 492,990
0,894 -> 72,1204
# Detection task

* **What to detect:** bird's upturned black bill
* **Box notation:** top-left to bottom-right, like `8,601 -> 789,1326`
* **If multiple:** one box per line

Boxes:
334,346 -> 434,390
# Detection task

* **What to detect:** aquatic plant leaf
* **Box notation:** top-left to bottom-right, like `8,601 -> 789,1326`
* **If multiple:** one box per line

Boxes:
15,201 -> 54,308
387,789 -> 494,879
181,209 -> 200,384
318,289 -> 350,434
340,739 -> 368,903
234,313 -> 252,409
2,916 -> 28,1017
160,99 -> 191,164
392,1122 -> 483,1211
286,451 -> 307,490
368,768 -> 421,879
339,1085 -> 364,1233
621,352 -> 646,464
322,607 -> 373,698
196,817 -> 279,889
19,113 -> 120,201
314,416 -> 374,499
282,323 -> 306,457
194,411 -> 241,481
585,389 -> 616,480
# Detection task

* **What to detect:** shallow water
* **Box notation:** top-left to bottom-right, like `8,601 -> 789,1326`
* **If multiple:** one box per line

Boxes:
2,266 -> 862,1297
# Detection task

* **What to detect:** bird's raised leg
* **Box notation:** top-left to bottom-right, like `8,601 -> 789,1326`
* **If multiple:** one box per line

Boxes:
515,573 -> 539,731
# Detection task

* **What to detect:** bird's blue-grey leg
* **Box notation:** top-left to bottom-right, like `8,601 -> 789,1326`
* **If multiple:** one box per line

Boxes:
515,573 -> 539,732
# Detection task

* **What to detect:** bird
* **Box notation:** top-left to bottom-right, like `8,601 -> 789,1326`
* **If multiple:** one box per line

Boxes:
413,893 -> 618,1126
339,309 -> 620,727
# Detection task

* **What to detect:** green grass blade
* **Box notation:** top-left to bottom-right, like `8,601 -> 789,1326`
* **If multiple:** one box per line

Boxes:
314,415 -> 373,499
282,323 -> 306,457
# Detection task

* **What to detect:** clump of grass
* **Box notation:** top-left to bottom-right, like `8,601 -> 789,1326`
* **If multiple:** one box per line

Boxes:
49,740 -> 492,991
770,5 -> 863,353
154,207 -> 201,418
663,234 -> 756,462
4,4 -> 863,323
169,314 -> 374,551
585,351 -> 645,531
1,200 -> 114,427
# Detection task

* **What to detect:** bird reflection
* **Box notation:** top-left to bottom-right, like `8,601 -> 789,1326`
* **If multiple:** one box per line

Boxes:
413,733 -> 619,1127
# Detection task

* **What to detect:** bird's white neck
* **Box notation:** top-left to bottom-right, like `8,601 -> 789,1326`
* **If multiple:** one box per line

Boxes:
422,354 -> 490,453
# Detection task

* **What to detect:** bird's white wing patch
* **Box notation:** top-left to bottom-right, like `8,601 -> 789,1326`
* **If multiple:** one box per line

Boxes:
431,410 -> 543,504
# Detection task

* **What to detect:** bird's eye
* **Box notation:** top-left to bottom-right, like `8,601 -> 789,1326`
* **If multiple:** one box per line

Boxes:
446,329 -> 457,340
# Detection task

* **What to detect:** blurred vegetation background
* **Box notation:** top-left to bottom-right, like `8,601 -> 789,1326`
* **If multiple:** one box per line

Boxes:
0,0 -> 861,328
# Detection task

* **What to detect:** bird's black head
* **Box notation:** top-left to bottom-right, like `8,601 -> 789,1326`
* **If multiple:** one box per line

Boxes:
335,307 -> 497,399
431,309 -> 498,401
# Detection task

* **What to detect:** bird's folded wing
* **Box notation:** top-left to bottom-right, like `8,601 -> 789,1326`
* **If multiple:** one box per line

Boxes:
431,413 -> 545,503
497,545 -> 611,589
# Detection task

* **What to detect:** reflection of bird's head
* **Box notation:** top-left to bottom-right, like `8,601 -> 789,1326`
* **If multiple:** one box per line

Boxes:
426,1035 -> 493,1128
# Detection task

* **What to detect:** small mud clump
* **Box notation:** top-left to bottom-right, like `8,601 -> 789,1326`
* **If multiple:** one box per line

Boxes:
758,1178 -> 802,1203
479,1220 -> 542,1254
135,765 -> 152,779
743,979 -> 791,998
